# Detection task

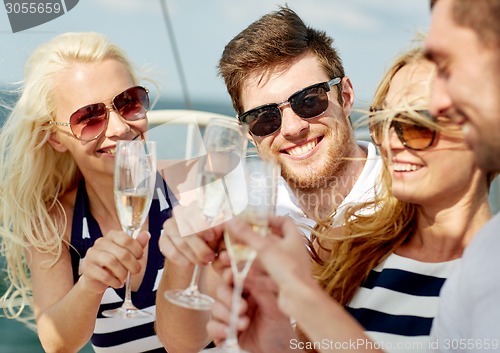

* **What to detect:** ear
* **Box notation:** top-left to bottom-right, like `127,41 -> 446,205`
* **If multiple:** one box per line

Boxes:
340,76 -> 355,117
47,131 -> 69,153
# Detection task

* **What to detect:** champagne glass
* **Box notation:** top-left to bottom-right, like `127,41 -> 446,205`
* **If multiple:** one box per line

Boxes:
102,140 -> 157,319
164,118 -> 247,310
201,155 -> 280,353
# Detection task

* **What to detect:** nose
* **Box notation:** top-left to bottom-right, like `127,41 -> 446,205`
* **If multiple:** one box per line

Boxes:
104,106 -> 131,138
429,76 -> 453,118
279,104 -> 309,138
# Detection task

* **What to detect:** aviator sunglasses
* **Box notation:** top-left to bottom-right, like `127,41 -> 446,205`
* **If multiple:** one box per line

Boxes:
50,86 -> 149,141
369,109 -> 437,151
238,77 -> 342,137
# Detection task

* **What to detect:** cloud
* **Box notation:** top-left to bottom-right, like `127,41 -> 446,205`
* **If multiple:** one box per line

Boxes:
292,1 -> 382,32
89,0 -> 161,16
295,0 -> 428,32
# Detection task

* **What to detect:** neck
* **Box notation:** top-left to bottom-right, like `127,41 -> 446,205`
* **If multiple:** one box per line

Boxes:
84,175 -> 121,232
292,144 -> 367,221
398,195 -> 492,262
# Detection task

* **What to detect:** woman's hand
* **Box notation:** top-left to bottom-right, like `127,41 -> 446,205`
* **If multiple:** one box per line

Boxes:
159,203 -> 225,267
79,230 -> 150,294
226,216 -> 312,293
206,258 -> 297,353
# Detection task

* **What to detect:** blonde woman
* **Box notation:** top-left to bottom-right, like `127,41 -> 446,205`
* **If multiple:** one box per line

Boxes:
0,33 -> 174,352
207,45 -> 494,353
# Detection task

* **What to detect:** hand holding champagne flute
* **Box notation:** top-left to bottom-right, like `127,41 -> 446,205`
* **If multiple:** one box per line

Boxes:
164,118 -> 247,310
201,155 -> 280,353
102,140 -> 157,319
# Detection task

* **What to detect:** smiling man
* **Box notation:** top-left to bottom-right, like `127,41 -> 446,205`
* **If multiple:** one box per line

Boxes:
155,6 -> 382,353
425,0 -> 500,351
219,6 -> 381,227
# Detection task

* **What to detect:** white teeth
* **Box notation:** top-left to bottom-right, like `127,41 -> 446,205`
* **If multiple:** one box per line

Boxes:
462,122 -> 471,136
104,148 -> 116,155
392,163 -> 420,172
287,140 -> 317,157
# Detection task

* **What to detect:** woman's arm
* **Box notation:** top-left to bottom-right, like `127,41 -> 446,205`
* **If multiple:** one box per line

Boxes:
30,230 -> 149,353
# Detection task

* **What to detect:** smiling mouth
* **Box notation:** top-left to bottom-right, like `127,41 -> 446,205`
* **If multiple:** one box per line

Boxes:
99,147 -> 116,155
284,137 -> 321,157
392,163 -> 421,172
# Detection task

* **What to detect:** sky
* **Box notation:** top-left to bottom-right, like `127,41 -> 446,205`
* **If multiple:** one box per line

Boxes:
0,0 -> 431,114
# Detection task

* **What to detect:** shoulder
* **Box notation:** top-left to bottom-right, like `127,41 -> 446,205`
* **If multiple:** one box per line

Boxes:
453,214 -> 500,294
49,187 -> 78,243
461,214 -> 500,270
435,215 -> 500,339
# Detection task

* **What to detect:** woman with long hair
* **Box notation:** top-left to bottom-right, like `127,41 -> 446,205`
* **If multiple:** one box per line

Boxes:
0,32 -> 174,352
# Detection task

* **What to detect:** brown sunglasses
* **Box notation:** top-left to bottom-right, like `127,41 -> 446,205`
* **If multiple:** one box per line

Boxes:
50,86 -> 149,141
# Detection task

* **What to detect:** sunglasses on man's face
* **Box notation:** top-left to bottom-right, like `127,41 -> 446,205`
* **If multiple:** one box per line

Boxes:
50,86 -> 149,141
369,109 -> 437,151
238,77 -> 342,137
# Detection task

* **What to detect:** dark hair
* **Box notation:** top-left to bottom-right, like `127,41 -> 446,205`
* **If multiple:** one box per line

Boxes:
218,6 -> 345,114
431,0 -> 500,47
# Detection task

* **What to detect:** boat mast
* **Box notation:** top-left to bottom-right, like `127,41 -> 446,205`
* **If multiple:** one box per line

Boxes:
159,0 -> 193,109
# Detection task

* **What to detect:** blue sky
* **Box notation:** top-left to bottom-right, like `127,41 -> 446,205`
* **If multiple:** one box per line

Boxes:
0,0 -> 430,111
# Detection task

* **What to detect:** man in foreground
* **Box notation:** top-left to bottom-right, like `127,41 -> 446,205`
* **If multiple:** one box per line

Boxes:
425,0 -> 500,350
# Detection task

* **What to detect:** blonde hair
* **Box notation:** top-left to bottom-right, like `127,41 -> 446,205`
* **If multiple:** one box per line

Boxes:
311,42 -> 440,306
0,32 -> 138,320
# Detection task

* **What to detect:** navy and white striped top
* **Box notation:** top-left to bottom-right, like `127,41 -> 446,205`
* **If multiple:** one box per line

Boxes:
346,253 -> 459,353
70,175 -> 174,353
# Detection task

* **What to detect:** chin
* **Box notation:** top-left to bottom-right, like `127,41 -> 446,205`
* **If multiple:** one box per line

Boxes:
391,186 -> 420,204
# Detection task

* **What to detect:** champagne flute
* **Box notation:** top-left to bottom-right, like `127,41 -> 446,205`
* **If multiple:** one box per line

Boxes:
200,155 -> 280,353
102,140 -> 157,319
164,118 -> 247,310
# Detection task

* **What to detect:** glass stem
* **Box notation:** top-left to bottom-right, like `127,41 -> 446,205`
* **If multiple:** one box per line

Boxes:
123,228 -> 136,309
186,264 -> 202,294
123,271 -> 134,309
224,273 -> 244,348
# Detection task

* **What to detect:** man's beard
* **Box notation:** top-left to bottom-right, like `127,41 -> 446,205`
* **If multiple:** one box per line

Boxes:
280,126 -> 353,193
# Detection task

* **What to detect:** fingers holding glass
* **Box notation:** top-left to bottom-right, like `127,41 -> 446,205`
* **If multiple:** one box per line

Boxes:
201,156 -> 280,353
164,118 -> 247,311
102,140 -> 156,319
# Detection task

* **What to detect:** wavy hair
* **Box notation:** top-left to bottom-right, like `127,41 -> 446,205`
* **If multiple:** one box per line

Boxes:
310,42 -> 458,306
0,32 -> 138,320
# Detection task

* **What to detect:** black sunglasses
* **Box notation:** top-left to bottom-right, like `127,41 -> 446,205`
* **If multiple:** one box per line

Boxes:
50,86 -> 149,141
369,109 -> 437,151
238,77 -> 342,137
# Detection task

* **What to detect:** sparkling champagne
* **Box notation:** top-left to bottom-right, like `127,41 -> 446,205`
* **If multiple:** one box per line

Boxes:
225,214 -> 268,276
116,189 -> 149,233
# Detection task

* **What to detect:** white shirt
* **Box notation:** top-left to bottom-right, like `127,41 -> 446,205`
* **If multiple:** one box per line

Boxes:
275,140 -> 383,234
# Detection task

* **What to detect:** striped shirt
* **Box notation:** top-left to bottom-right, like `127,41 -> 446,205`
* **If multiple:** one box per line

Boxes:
70,175 -> 174,353
346,253 -> 459,353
